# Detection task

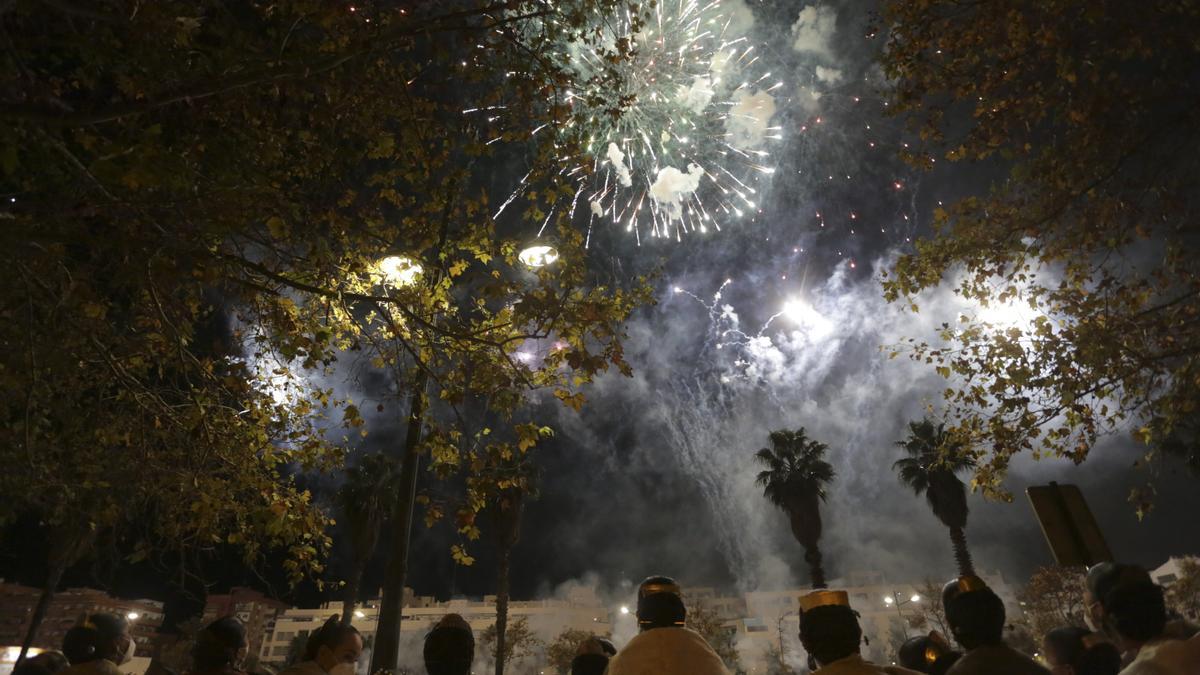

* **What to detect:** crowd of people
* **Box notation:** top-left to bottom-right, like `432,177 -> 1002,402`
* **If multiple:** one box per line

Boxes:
11,562 -> 1198,675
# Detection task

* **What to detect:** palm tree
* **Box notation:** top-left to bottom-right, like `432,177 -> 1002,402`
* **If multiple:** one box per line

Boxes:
336,452 -> 402,626
755,428 -> 836,589
893,418 -> 978,577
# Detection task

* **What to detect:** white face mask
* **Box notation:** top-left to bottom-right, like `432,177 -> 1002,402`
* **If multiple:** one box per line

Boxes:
328,662 -> 356,675
117,637 -> 136,665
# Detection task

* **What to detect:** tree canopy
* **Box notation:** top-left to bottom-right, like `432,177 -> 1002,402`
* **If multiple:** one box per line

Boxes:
880,0 -> 1200,504
1,0 -> 649,582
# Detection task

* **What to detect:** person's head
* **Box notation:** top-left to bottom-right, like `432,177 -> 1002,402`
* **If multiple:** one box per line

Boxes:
798,591 -> 861,667
13,651 -> 70,675
303,617 -> 361,675
1101,580 -> 1167,648
423,614 -> 474,675
192,617 -> 248,673
1072,640 -> 1121,675
897,632 -> 959,675
62,614 -> 134,665
636,576 -> 686,631
1043,626 -> 1090,672
1084,563 -> 1151,636
569,654 -> 609,675
942,577 -> 1006,651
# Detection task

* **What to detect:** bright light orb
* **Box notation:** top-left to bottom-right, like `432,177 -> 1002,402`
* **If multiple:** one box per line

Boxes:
353,610 -> 365,619
126,612 -> 140,620
619,606 -> 630,615
781,298 -> 834,340
376,255 -> 422,287
883,596 -> 894,605
519,244 -> 559,268
911,594 -> 921,603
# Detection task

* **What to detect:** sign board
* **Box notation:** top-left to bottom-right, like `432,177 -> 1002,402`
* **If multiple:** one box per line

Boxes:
1026,482 -> 1113,567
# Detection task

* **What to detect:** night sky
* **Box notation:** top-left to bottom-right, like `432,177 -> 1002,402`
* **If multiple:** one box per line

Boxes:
3,0 -> 1199,624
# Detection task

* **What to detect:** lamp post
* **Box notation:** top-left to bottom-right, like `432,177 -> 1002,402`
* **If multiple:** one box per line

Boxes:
777,609 -> 797,670
883,591 -> 921,639
369,251 -> 553,673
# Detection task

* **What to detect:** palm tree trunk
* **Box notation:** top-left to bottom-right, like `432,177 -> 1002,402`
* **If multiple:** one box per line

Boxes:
340,565 -> 364,626
804,546 -> 827,589
949,526 -> 975,577
494,549 -> 511,675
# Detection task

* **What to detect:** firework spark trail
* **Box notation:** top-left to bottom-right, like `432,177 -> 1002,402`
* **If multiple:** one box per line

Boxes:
471,0 -> 781,246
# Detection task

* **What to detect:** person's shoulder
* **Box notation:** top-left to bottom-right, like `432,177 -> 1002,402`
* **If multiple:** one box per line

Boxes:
882,666 -> 924,675
275,662 -> 322,675
62,661 -> 122,675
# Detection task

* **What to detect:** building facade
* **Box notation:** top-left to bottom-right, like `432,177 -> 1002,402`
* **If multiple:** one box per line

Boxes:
201,587 -> 290,665
0,582 -> 164,654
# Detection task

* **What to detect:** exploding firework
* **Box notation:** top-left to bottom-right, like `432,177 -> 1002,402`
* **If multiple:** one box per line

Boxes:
483,0 -> 782,245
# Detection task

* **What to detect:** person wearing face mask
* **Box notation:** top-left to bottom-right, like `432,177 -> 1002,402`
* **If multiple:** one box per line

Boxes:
59,614 -> 136,675
1042,626 -> 1120,675
1089,567 -> 1200,675
279,617 -> 362,675
190,617 -> 248,675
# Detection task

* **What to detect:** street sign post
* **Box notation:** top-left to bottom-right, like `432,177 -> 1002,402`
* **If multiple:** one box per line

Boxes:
1026,482 -> 1113,567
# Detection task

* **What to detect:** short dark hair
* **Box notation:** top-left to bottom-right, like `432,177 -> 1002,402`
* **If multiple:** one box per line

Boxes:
1074,642 -> 1121,675
192,617 -> 247,671
62,614 -> 128,664
1104,581 -> 1166,642
945,589 -> 1005,649
570,653 -> 609,675
13,652 -> 69,675
799,605 -> 861,665
303,617 -> 360,662
423,616 -> 474,675
1043,626 -> 1089,666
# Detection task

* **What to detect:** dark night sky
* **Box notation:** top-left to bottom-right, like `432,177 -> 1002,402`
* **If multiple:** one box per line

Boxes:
3,0 -> 1199,624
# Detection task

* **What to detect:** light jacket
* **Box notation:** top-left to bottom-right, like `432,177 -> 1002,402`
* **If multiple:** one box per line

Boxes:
606,627 -> 729,675
813,654 -> 922,674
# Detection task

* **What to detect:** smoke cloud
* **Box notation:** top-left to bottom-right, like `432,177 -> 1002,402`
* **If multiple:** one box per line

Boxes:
650,164 -> 705,220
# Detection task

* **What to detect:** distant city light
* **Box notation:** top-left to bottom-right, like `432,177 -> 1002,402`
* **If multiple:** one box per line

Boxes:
883,596 -> 894,605
354,610 -> 365,618
619,606 -> 630,615
911,594 -> 921,603
126,612 -> 140,620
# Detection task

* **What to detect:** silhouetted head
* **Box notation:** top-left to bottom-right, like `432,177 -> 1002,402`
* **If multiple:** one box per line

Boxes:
423,614 -> 474,675
942,577 -> 1005,651
1042,626 -> 1090,669
798,591 -> 861,667
192,617 -> 248,672
636,576 -> 686,630
303,617 -> 361,674
898,632 -> 959,674
13,651 -> 69,675
62,614 -> 133,665
1102,580 -> 1167,646
570,653 -> 609,675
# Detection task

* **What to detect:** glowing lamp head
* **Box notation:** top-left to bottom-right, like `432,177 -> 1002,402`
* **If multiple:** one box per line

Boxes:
126,612 -> 140,620
519,244 -> 559,268
911,594 -> 921,603
884,596 -> 895,605
353,610 -> 365,619
376,255 -> 422,287
620,606 -> 630,615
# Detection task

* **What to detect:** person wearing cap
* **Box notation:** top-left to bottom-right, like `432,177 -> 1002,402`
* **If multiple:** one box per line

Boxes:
570,637 -> 614,675
1082,563 -> 1200,675
941,575 -> 1050,675
605,576 -> 730,675
797,589 -> 921,674
897,631 -> 961,675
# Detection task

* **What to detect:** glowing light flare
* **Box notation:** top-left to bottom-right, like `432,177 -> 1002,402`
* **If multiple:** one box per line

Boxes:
519,244 -> 560,268
781,298 -> 834,340
376,255 -> 422,287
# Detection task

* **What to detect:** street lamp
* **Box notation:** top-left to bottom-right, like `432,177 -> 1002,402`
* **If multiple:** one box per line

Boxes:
884,591 -> 919,638
376,255 -> 422,287
126,612 -> 140,621
518,244 -> 558,268
619,606 -> 630,615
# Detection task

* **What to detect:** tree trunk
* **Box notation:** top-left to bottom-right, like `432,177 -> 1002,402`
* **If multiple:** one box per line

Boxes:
949,525 -> 975,577
340,564 -> 364,627
803,545 -> 827,590
16,557 -> 68,665
494,550 -> 511,675
368,379 -> 426,675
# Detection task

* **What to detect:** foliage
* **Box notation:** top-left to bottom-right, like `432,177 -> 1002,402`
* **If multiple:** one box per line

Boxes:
1166,558 -> 1200,620
545,628 -> 598,675
893,418 -> 978,576
879,0 -> 1200,505
762,643 -> 795,675
1017,565 -> 1088,640
0,0 -> 651,581
907,580 -> 952,642
687,602 -> 741,673
754,428 -> 836,588
480,616 -> 543,666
